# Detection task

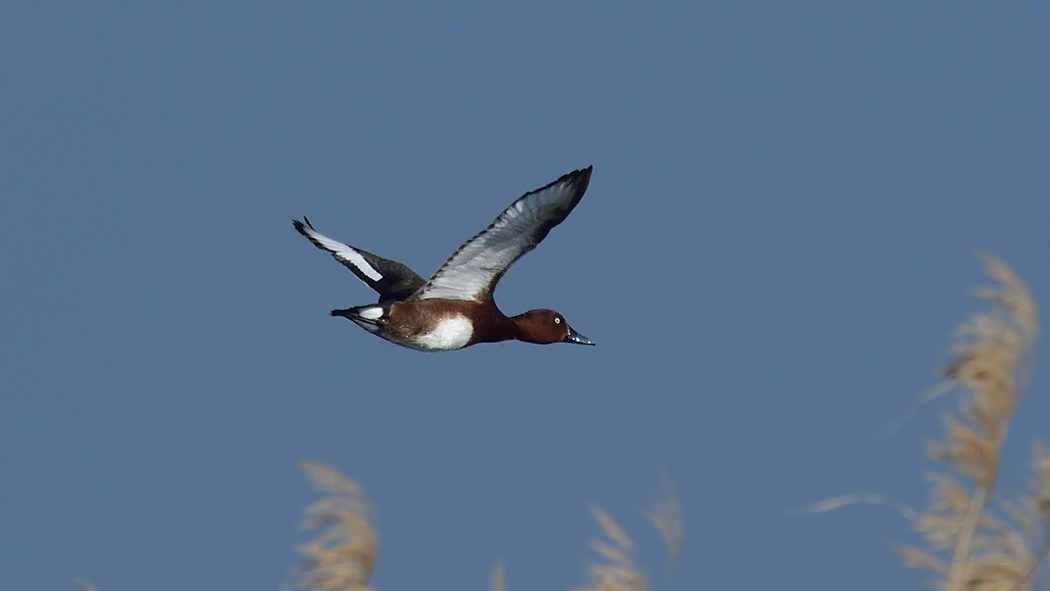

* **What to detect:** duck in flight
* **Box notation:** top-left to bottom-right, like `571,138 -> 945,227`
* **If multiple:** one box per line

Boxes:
293,166 -> 595,351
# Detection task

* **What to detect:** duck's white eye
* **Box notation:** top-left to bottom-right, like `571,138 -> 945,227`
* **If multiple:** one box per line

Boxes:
554,317 -> 562,324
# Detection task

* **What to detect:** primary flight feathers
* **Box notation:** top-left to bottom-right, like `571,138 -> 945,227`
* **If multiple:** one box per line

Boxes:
419,168 -> 591,301
293,218 -> 426,302
295,167 -> 591,303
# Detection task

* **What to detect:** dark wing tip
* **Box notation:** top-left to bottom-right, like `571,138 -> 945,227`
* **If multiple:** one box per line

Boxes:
558,166 -> 593,207
562,165 -> 592,186
521,166 -> 593,215
292,217 -> 316,237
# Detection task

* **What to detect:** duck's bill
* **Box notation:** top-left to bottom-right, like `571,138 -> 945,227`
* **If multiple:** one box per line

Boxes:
565,326 -> 596,346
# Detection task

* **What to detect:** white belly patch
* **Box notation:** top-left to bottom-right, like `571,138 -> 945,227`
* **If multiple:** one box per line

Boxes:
412,316 -> 474,351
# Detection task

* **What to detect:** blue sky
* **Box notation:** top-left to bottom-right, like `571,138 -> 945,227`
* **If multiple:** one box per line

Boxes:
3,3 -> 1048,590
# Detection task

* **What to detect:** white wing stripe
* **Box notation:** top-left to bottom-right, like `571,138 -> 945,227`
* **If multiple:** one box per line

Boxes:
303,226 -> 384,281
335,249 -> 383,281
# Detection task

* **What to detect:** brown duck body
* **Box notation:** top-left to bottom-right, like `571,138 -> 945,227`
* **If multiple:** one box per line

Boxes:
332,300 -> 585,351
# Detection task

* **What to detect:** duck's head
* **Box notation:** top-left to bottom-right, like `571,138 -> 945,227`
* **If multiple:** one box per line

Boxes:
513,309 -> 595,346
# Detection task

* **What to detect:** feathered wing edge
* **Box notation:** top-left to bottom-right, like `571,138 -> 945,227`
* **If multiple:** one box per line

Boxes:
416,166 -> 592,302
293,218 -> 426,302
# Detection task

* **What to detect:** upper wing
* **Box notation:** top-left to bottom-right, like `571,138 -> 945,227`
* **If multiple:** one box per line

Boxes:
416,166 -> 592,302
293,218 -> 426,302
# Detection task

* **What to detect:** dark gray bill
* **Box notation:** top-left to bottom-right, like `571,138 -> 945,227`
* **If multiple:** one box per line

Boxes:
565,325 -> 596,346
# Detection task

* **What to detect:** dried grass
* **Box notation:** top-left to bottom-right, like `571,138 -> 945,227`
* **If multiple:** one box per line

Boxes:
491,561 -> 506,591
799,492 -> 918,520
1032,442 -> 1050,529
647,469 -> 685,565
896,254 -> 1044,591
296,461 -> 379,591
805,255 -> 1045,590
574,505 -> 650,591
574,471 -> 685,590
290,464 -> 679,591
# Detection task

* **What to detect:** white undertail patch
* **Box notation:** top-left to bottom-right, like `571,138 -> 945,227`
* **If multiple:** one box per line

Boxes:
358,306 -> 384,320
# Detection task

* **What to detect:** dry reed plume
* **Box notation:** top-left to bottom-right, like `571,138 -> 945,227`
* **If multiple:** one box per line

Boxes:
294,463 -> 681,591
647,468 -> 685,565
296,461 -> 379,591
491,562 -> 506,591
808,255 -> 1046,590
898,254 -> 1044,590
573,505 -> 651,591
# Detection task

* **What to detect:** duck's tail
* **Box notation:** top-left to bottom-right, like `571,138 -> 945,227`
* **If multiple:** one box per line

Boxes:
331,305 -> 386,333
330,308 -> 360,320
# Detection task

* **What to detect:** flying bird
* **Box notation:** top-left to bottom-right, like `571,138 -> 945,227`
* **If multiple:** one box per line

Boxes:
294,167 -> 595,351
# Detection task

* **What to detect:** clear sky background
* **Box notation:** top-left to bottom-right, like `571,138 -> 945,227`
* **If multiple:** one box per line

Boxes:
3,4 -> 1048,590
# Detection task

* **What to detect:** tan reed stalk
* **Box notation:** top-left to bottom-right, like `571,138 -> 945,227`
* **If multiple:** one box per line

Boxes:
296,461 -> 379,591
647,469 -> 685,565
74,578 -> 101,591
1033,443 -> 1050,529
1014,441 -> 1050,588
490,562 -> 506,591
291,464 -> 679,591
573,505 -> 651,591
898,254 -> 1042,590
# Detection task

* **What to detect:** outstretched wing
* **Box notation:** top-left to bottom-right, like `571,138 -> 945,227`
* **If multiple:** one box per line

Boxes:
416,166 -> 592,302
293,218 -> 426,302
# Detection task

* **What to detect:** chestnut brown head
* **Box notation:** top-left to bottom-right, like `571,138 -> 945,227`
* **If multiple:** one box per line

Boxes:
513,309 -> 595,346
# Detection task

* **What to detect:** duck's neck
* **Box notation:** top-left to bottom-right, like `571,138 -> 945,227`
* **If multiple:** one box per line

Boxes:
511,313 -> 548,344
468,302 -> 520,344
